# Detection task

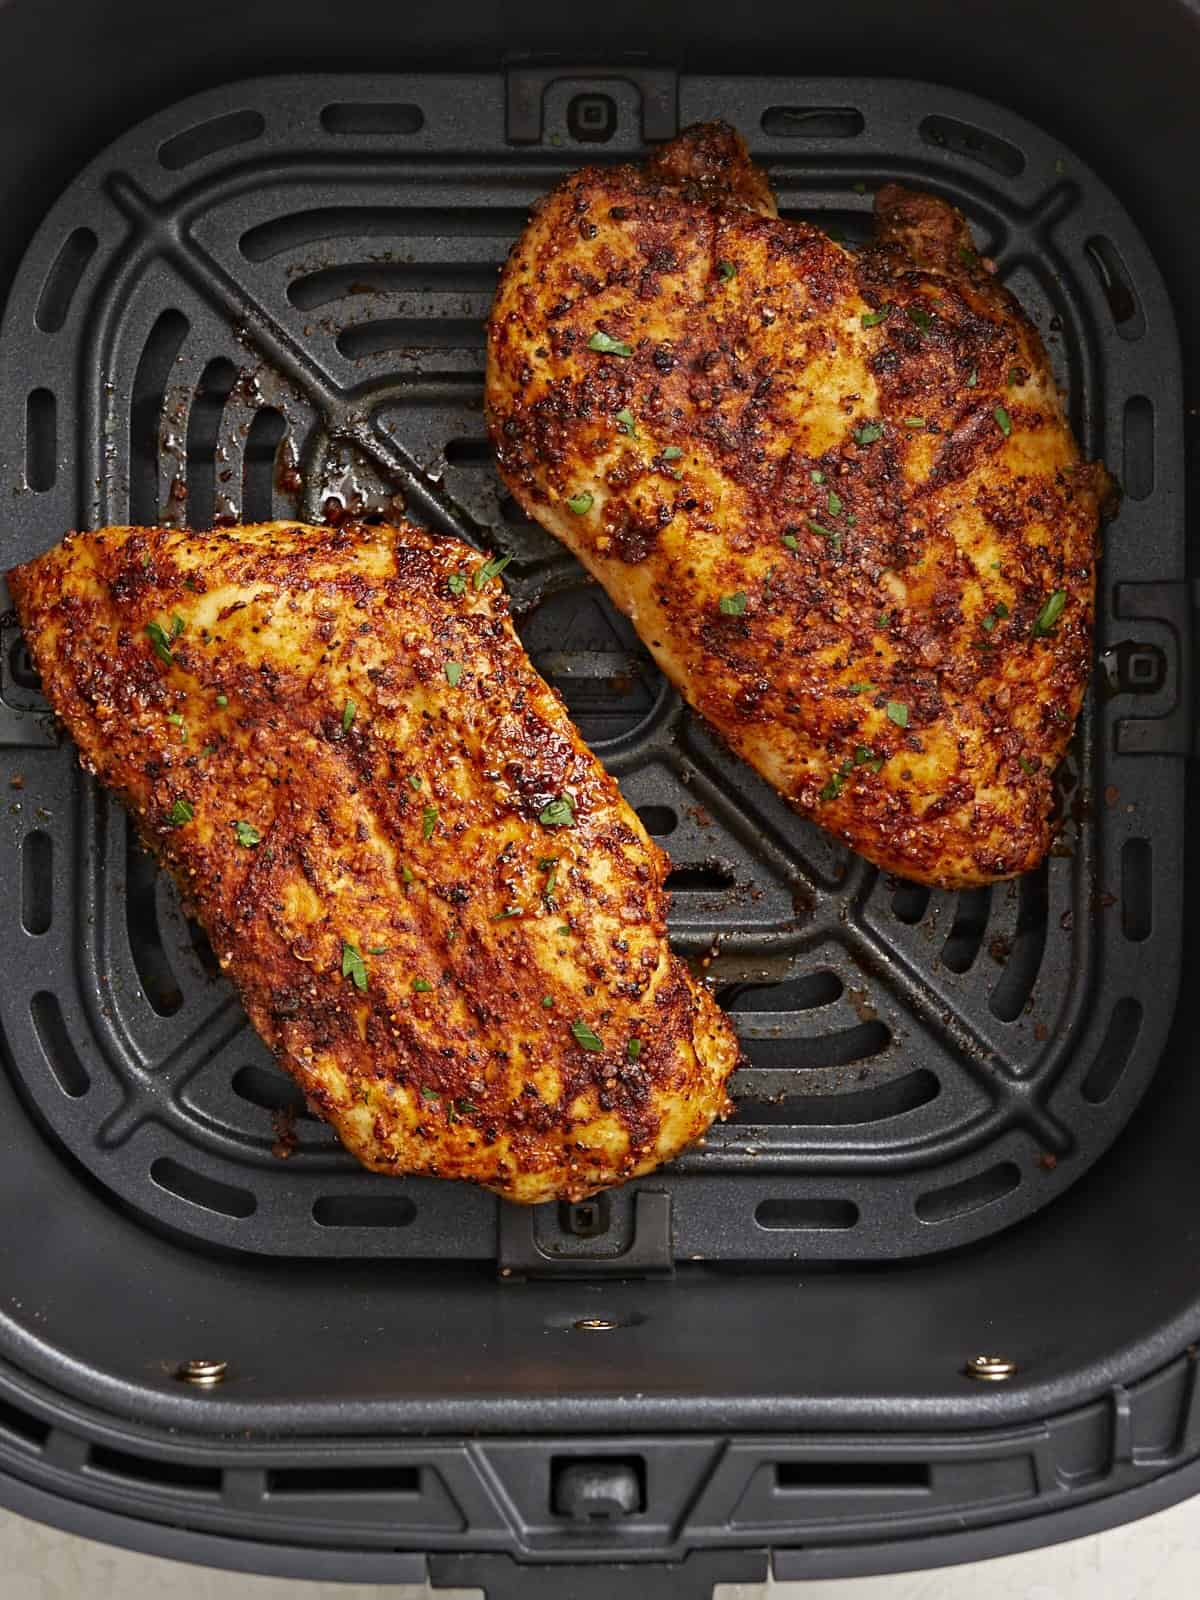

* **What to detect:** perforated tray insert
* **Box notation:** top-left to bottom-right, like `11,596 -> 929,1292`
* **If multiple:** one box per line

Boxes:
0,72 -> 1185,1262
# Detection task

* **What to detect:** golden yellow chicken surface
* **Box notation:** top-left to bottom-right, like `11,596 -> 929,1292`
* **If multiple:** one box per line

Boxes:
487,123 -> 1112,888
9,521 -> 738,1202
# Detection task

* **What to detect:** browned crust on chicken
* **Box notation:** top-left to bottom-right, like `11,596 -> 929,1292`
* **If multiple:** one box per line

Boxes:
487,123 -> 1110,888
9,521 -> 738,1202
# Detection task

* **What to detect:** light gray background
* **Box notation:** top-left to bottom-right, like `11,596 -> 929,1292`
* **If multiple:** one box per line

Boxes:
0,1496 -> 1197,1598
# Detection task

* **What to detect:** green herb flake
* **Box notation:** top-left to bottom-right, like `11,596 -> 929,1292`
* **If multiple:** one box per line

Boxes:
827,490 -> 843,517
233,820 -> 261,847
445,661 -> 464,688
166,799 -> 193,827
408,773 -> 422,791
861,304 -> 892,328
571,1019 -> 604,1053
847,681 -> 875,694
782,532 -> 800,552
958,244 -> 980,269
854,745 -> 886,773
420,1087 -> 441,1102
819,770 -> 845,802
341,941 -> 368,992
993,404 -> 1013,438
170,614 -> 185,640
1019,755 -> 1037,775
719,591 -> 749,616
448,571 -> 467,596
145,621 -> 174,665
539,795 -> 575,828
455,1098 -> 477,1116
342,698 -> 356,733
717,259 -> 737,282
566,491 -> 594,515
614,407 -> 637,436
1033,588 -> 1068,637
811,469 -> 826,485
967,367 -> 979,388
474,552 -> 514,589
662,445 -> 684,460
422,805 -> 438,839
167,712 -> 184,726
366,945 -> 388,955
491,905 -> 523,921
1008,366 -> 1022,386
542,994 -> 555,1008
854,422 -> 883,446
540,857 -> 559,900
853,180 -> 867,194
982,613 -> 997,633
994,601 -> 1010,619
215,693 -> 229,707
627,1038 -> 642,1061
587,330 -> 633,357
807,518 -> 839,543
886,700 -> 909,728
412,978 -> 433,992
401,865 -> 414,884
556,924 -> 571,937
904,417 -> 926,429
907,305 -> 933,332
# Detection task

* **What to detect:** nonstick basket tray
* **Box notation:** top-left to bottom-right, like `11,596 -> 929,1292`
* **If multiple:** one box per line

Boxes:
0,70 -> 1185,1268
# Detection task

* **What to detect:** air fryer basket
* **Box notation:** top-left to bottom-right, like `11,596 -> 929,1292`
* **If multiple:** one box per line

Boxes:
0,2 -> 1196,1594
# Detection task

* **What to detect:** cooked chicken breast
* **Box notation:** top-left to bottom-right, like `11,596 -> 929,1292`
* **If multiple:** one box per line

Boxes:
9,521 -> 738,1202
487,122 -> 1111,888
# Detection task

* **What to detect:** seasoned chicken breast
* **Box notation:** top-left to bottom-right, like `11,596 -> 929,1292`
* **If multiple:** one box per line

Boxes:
9,521 -> 738,1202
487,122 -> 1111,888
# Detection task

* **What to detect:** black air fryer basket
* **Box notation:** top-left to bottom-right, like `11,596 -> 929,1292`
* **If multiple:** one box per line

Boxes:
0,2 -> 1197,1594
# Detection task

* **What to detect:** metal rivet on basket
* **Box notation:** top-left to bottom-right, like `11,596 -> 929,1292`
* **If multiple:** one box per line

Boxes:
964,1354 -> 1017,1381
573,1318 -> 620,1332
176,1358 -> 228,1386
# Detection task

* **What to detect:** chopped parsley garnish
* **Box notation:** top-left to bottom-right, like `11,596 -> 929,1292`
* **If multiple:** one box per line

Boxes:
886,700 -> 909,728
614,407 -> 637,436
853,181 -> 867,194
232,820 -> 261,847
366,945 -> 388,955
904,417 -> 926,429
341,941 -> 368,992
994,601 -> 1010,618
474,552 -> 514,589
408,773 -> 422,791
412,978 -> 433,992
170,614 -> 185,640
994,404 -> 1013,437
981,599 -> 1011,634
539,795 -> 575,828
861,304 -> 892,328
958,244 -> 980,269
401,865 -> 414,883
854,422 -> 883,446
571,1020 -> 604,1052
1033,588 -> 1068,636
662,445 -> 684,460
719,591 -> 748,616
877,610 -> 892,627
854,745 -> 885,773
455,1098 -> 477,1115
342,698 -> 356,733
1019,755 -> 1037,775
907,305 -> 933,332
819,768 -> 847,801
807,518 -> 839,543
445,661 -> 463,687
587,331 -> 633,357
627,1038 -> 642,1061
166,799 -> 193,827
811,469 -> 825,484
717,259 -> 736,282
167,712 -> 184,726
539,857 -> 559,900
448,572 -> 467,596
827,490 -> 843,517
566,491 -> 594,515
966,367 -> 979,388
145,621 -> 174,665
542,994 -> 555,1008
420,1086 -> 441,1101
491,906 -> 523,920
782,531 -> 800,552
1008,366 -> 1022,386
556,924 -> 571,937
215,693 -> 229,707
422,805 -> 438,839
847,681 -> 875,694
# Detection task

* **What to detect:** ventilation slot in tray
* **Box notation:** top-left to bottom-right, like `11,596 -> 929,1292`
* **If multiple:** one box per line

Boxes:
89,1444 -> 222,1494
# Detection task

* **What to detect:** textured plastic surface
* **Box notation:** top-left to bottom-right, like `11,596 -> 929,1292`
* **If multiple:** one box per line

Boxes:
0,70 -> 1185,1267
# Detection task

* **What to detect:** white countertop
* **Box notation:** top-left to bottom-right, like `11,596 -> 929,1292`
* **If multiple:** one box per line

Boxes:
1,1493 -> 1198,1598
